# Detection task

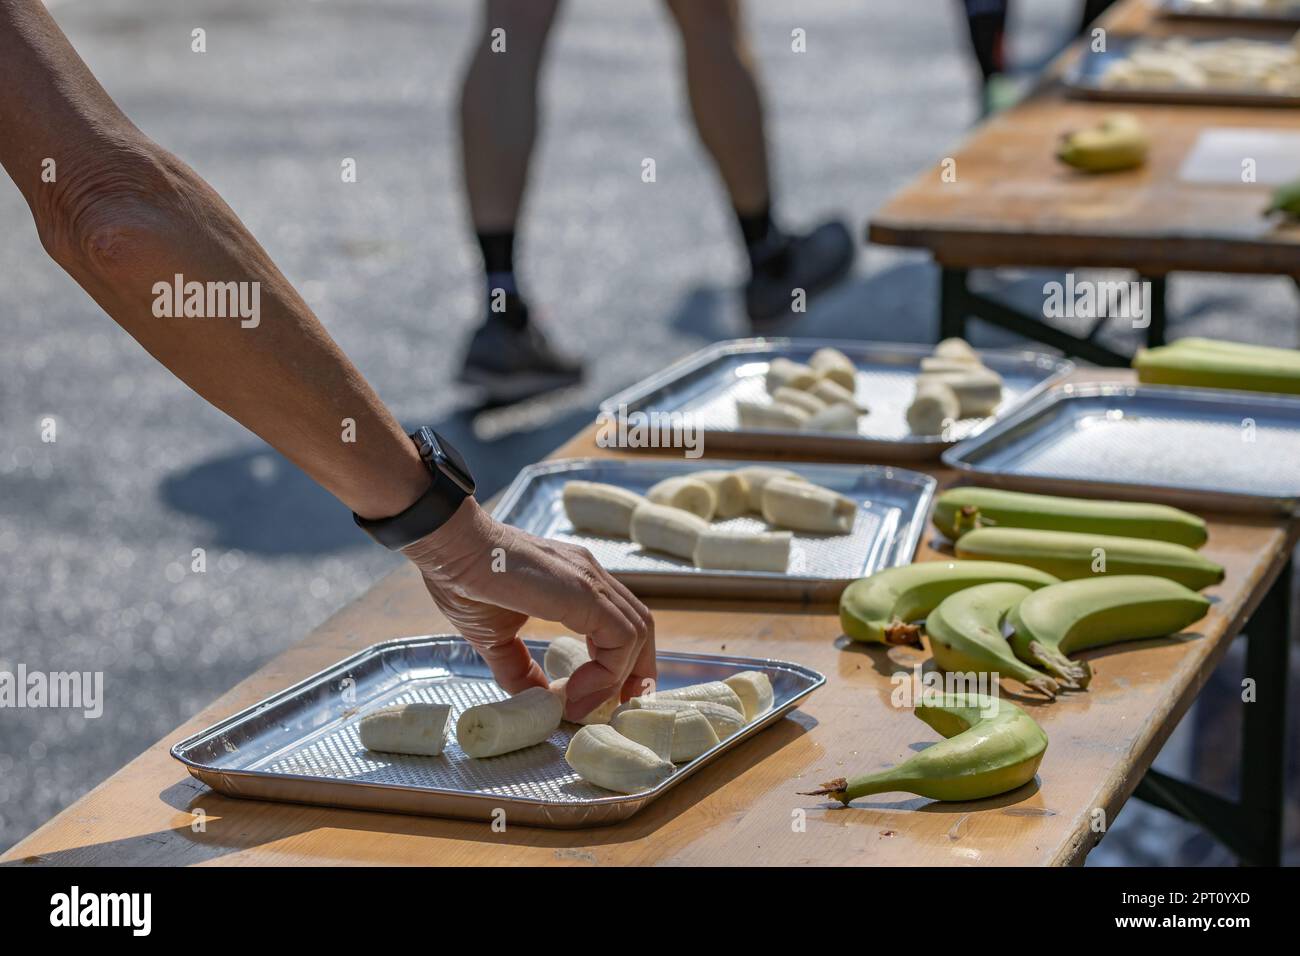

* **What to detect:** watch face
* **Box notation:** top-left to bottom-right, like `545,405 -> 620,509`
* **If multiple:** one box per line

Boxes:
419,428 -> 475,495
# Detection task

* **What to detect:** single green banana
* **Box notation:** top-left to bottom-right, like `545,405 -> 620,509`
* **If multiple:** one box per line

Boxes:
1006,575 -> 1210,689
954,527 -> 1223,591
839,560 -> 1060,645
800,694 -> 1047,804
925,583 -> 1063,698
1056,113 -> 1147,173
1266,177 -> 1300,218
931,486 -> 1207,549
1134,343 -> 1300,395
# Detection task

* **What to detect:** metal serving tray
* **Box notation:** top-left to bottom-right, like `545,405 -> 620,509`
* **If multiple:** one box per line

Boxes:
1159,0 -> 1300,27
171,636 -> 825,829
943,383 -> 1300,514
1064,35 -> 1300,109
492,457 -> 936,601
598,338 -> 1073,461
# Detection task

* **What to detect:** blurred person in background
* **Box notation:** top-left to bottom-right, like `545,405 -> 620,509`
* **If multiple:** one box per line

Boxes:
456,0 -> 856,404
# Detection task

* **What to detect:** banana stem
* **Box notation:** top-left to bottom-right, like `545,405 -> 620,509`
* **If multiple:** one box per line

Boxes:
799,773 -> 897,805
884,619 -> 923,646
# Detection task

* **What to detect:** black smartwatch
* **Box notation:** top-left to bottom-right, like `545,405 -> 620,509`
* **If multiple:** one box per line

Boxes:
353,427 -> 476,550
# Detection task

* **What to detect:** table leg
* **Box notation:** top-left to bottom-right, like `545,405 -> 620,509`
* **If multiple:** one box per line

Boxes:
940,268 -> 970,341
1143,274 -> 1167,348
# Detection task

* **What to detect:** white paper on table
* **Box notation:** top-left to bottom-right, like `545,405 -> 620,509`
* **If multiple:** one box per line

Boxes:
1178,129 -> 1300,186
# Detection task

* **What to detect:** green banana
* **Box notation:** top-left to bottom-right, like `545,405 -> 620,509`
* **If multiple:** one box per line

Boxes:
932,486 -> 1207,549
1056,113 -> 1147,173
839,560 -> 1060,645
800,694 -> 1047,804
1267,177 -> 1300,218
1006,575 -> 1211,689
925,583 -> 1063,699
1134,342 -> 1300,395
954,527 -> 1223,590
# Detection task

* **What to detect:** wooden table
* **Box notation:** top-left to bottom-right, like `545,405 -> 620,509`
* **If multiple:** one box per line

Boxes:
3,371 -> 1294,866
869,0 -> 1300,366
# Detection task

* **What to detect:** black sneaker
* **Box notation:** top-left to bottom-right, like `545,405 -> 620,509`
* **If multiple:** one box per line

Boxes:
744,219 -> 854,323
456,300 -> 583,404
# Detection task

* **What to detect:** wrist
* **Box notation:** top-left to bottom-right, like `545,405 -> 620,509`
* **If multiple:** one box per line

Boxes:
399,497 -> 493,567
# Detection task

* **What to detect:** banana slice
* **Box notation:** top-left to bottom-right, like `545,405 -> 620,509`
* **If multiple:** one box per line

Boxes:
809,347 -> 857,390
456,686 -> 563,758
646,475 -> 716,520
544,635 -> 590,681
761,476 -> 857,534
933,337 -> 981,364
630,501 -> 709,560
918,366 -> 1003,417
562,481 -> 647,537
772,386 -> 828,417
694,528 -> 792,572
692,469 -> 750,519
734,466 -> 807,511
808,377 -> 867,412
907,380 -> 959,435
614,704 -> 719,762
766,357 -> 818,392
920,357 -> 976,375
609,708 -> 676,761
565,724 -> 675,794
547,677 -> 620,725
723,671 -> 775,721
627,697 -> 746,740
736,399 -> 811,431
358,702 -> 452,757
805,402 -> 860,433
642,680 -> 745,713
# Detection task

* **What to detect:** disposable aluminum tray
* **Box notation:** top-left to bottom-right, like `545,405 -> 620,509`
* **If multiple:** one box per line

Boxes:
492,457 -> 936,601
1159,0 -> 1300,28
598,338 -> 1073,461
1064,35 -> 1300,109
171,635 -> 825,829
942,383 -> 1300,514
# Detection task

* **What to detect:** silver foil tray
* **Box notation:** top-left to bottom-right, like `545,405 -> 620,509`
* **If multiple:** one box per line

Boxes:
598,338 -> 1073,461
171,636 -> 825,829
943,383 -> 1300,513
492,457 -> 935,601
1159,0 -> 1300,27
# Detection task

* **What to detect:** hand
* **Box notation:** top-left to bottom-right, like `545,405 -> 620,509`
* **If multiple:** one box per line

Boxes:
401,498 -> 655,720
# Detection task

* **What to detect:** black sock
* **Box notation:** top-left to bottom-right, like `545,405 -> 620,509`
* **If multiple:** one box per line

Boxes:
476,230 -> 527,328
963,0 -> 1008,81
735,204 -> 791,275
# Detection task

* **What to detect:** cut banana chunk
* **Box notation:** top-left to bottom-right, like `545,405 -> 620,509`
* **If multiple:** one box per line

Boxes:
562,481 -> 647,537
809,347 -> 857,390
933,337 -> 981,364
613,703 -> 718,762
548,677 -> 620,725
766,357 -> 818,392
358,702 -> 452,757
809,377 -> 867,412
643,680 -> 745,713
734,466 -> 807,511
646,475 -> 716,520
805,402 -> 860,433
544,635 -> 590,681
609,708 -> 676,762
736,399 -> 810,431
456,686 -> 563,758
692,470 -> 750,519
694,528 -> 791,572
723,671 -> 775,721
565,724 -> 675,794
627,697 -> 746,740
772,386 -> 828,417
907,380 -> 959,435
761,476 -> 857,534
920,357 -> 976,375
917,367 -> 1002,418
630,502 -> 709,560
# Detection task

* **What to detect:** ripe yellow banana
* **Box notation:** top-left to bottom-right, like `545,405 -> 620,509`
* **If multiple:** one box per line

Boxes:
907,379 -> 959,435
358,702 -> 452,757
801,694 -> 1047,803
839,560 -> 1060,645
693,528 -> 792,572
932,486 -> 1208,549
724,671 -> 775,721
924,583 -> 1063,698
608,708 -> 676,761
630,501 -> 709,560
1007,575 -> 1211,689
562,480 -> 647,537
734,466 -> 806,511
565,724 -> 675,793
456,686 -> 563,758
1056,113 -> 1148,173
760,476 -> 857,533
691,470 -> 750,519
646,475 -> 716,520
809,347 -> 857,390
954,527 -> 1224,590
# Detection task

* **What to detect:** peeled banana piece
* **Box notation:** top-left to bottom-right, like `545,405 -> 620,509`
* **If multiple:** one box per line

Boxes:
808,376 -> 867,412
644,680 -> 745,714
954,527 -> 1224,590
544,635 -> 590,680
1056,113 -> 1148,173
772,386 -> 828,417
456,686 -> 563,758
925,583 -> 1063,699
802,695 -> 1047,804
694,528 -> 792,572
906,380 -> 959,435
916,365 -> 1003,417
766,357 -> 819,392
736,399 -> 811,431
761,476 -> 857,534
933,337 -> 981,364
548,677 -> 620,725
630,501 -> 709,560
809,347 -> 857,390
1007,575 -> 1211,689
625,697 -> 746,741
805,402 -> 860,433
563,481 -> 648,537
358,702 -> 452,757
724,671 -> 775,721
646,475 -> 716,520
691,470 -> 750,519
609,707 -> 676,762
565,724 -> 675,793
613,705 -> 719,762
734,466 -> 806,511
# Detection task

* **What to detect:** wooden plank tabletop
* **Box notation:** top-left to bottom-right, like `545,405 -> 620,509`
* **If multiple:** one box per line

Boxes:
4,370 -> 1295,867
868,0 -> 1300,274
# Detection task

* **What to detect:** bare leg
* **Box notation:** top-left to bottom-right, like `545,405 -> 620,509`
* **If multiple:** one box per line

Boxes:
459,0 -> 561,232
663,0 -> 769,216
